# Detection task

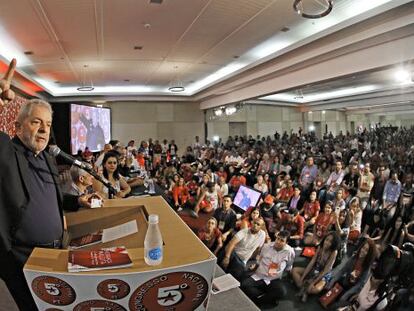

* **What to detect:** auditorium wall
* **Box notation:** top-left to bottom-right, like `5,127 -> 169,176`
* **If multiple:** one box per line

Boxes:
206,105 -> 349,140
110,101 -> 204,151
206,105 -> 304,141
110,101 -> 414,152
347,113 -> 414,130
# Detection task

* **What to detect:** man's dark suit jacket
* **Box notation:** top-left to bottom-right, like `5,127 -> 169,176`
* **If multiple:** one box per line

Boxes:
0,132 -> 83,310
0,132 -> 78,268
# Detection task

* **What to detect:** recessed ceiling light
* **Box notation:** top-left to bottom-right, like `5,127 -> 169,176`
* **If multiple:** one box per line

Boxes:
77,86 -> 94,91
168,86 -> 185,92
143,23 -> 151,29
134,46 -> 143,50
394,69 -> 411,83
24,51 -> 34,55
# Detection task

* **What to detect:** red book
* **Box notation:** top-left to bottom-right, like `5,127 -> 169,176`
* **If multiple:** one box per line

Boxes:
68,230 -> 103,249
68,246 -> 133,272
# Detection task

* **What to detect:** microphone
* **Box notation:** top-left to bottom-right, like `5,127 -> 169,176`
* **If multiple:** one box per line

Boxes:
49,145 -> 93,171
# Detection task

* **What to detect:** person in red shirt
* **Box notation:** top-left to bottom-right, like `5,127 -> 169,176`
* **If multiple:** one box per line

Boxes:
197,217 -> 223,255
304,201 -> 335,246
229,170 -> 247,194
301,190 -> 320,229
186,175 -> 199,204
276,179 -> 295,206
172,177 -> 189,209
216,165 -> 228,182
135,150 -> 145,169
277,208 -> 305,247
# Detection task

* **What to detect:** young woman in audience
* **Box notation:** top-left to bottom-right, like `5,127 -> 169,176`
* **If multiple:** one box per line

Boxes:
263,173 -> 273,196
168,173 -> 180,192
270,155 -> 282,177
172,176 -> 189,209
348,197 -> 363,243
363,208 -> 386,241
304,201 -> 335,246
197,174 -> 211,196
379,215 -> 405,252
291,231 -> 340,302
301,190 -> 320,229
286,186 -> 304,211
324,238 -> 378,308
93,151 -> 131,199
237,206 -> 271,242
334,209 -> 350,264
197,217 -> 223,255
217,175 -> 229,196
238,206 -> 262,230
192,181 -> 220,218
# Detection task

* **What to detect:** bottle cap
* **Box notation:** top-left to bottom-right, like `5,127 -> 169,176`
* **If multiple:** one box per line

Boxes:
148,214 -> 159,224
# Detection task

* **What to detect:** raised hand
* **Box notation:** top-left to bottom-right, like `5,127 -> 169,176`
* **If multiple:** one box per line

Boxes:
0,58 -> 16,108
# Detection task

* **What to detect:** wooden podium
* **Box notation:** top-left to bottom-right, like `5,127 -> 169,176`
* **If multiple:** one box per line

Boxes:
24,196 -> 216,311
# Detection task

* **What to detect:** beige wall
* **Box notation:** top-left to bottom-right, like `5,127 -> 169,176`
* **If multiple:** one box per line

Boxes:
304,110 -> 347,137
206,105 -> 305,141
110,102 -> 414,152
110,101 -> 204,152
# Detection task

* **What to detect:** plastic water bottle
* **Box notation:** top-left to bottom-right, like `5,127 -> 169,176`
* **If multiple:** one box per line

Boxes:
144,214 -> 163,265
148,179 -> 155,194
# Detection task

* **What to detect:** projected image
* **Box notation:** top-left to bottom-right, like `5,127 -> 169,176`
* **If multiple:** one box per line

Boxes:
71,104 -> 111,154
233,185 -> 262,211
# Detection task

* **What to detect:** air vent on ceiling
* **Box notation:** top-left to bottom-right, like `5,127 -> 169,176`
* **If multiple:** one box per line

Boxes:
150,0 -> 163,4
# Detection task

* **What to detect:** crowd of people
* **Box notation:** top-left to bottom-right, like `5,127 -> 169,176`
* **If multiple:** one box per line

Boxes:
2,61 -> 414,311
73,126 -> 414,310
2,57 -> 413,310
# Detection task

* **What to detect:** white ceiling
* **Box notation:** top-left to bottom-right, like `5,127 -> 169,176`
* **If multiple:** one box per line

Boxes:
0,0 -> 414,110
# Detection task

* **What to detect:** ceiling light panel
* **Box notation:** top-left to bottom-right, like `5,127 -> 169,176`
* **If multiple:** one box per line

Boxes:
261,85 -> 379,103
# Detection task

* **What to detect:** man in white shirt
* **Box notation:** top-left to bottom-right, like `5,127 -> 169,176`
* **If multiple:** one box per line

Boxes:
319,160 -> 345,204
221,219 -> 266,280
241,230 -> 295,307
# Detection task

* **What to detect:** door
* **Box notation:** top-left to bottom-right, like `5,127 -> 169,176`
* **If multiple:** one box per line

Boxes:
313,121 -> 322,139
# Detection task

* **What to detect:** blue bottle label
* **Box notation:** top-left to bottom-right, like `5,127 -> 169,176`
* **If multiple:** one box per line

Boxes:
148,247 -> 162,260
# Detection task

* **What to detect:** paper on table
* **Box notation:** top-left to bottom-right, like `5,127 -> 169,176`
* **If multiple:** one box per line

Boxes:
102,220 -> 138,243
211,273 -> 240,294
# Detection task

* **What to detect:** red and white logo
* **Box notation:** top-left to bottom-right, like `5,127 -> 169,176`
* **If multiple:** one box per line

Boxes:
129,271 -> 209,311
